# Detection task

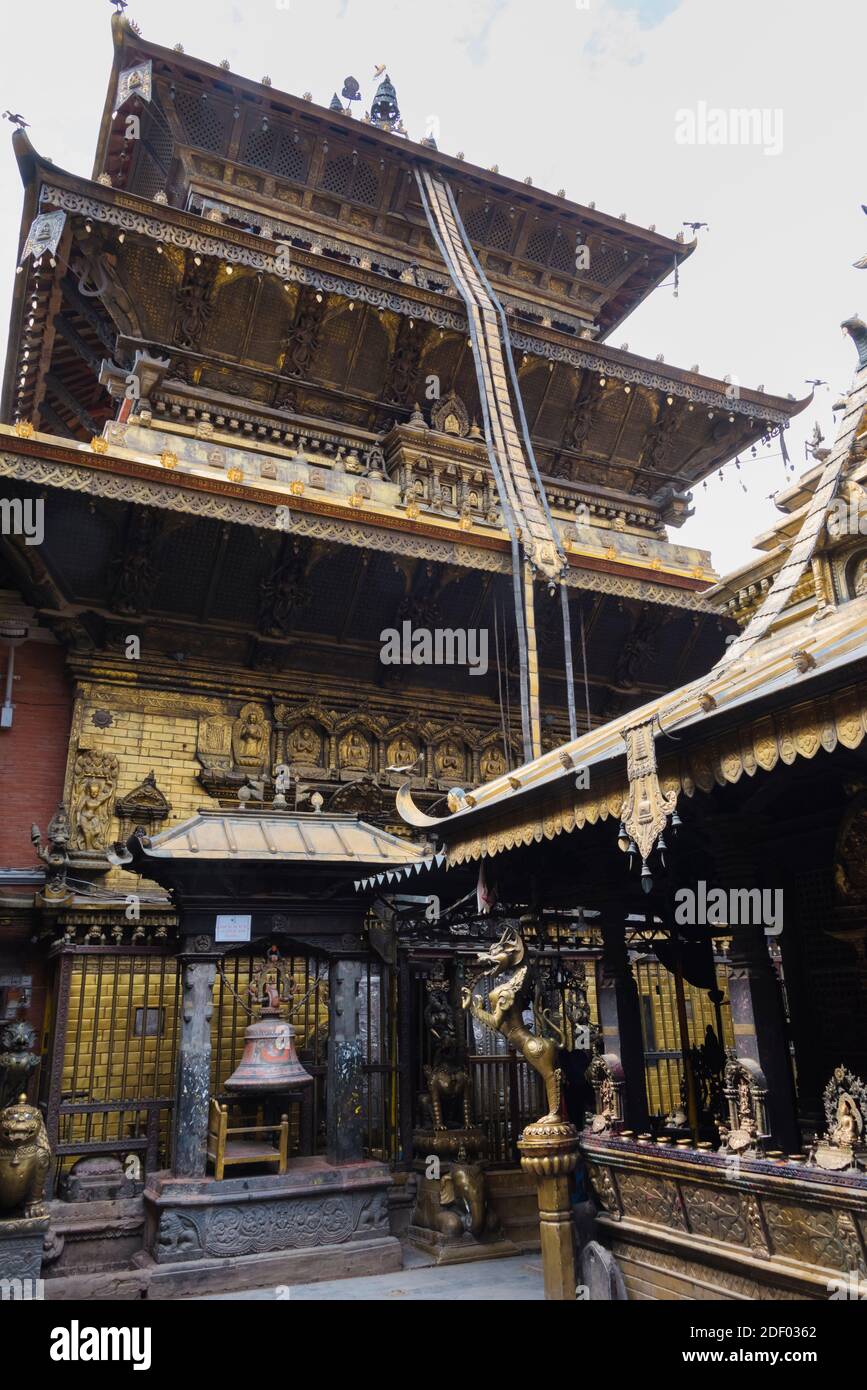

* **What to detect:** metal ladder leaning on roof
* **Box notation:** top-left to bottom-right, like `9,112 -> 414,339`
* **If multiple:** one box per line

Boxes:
416,166 -> 577,761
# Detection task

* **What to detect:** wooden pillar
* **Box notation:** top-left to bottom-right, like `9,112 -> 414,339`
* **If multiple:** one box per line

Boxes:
598,922 -> 649,1130
713,818 -> 800,1152
727,929 -> 799,1152
172,952 -> 217,1178
326,958 -> 366,1164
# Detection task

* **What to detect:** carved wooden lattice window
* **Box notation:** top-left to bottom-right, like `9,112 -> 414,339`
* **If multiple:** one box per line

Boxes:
589,239 -> 635,285
273,132 -> 308,182
241,122 -> 310,183
320,154 -> 380,206
463,203 -> 515,253
173,88 -> 232,152
131,97 -> 174,200
525,225 -> 576,273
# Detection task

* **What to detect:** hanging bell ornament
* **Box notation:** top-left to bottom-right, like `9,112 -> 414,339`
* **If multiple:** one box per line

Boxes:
640,862 -> 653,894
225,949 -> 313,1095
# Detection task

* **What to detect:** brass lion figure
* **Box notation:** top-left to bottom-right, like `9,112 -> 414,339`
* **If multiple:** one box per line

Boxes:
461,923 -> 563,1124
0,1094 -> 51,1218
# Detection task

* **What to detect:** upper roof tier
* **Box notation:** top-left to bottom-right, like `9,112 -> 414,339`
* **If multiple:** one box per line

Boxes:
95,13 -> 693,340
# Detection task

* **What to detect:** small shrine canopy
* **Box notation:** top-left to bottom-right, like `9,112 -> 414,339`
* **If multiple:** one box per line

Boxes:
127,810 -> 429,867
372,587 -> 867,886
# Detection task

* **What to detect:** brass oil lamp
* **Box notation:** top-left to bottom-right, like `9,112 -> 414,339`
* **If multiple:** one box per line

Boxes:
225,946 -> 313,1096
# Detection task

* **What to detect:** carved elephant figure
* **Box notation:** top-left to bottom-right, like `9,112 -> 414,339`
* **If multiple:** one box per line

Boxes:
441,1158 -> 488,1238
413,1158 -> 494,1242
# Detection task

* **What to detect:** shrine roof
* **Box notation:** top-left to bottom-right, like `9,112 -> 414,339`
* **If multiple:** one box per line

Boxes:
377,587 -> 867,876
127,809 -> 432,867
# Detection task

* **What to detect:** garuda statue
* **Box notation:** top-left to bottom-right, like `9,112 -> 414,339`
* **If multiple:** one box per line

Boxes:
462,922 -> 564,1124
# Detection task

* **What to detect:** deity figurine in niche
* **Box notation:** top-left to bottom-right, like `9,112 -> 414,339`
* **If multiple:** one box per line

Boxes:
717,1055 -> 769,1157
70,752 -> 118,853
809,1066 -> 867,1171
232,703 -> 271,769
286,723 -> 322,766
435,739 -> 465,780
387,734 -> 420,772
479,745 -> 507,781
339,728 -> 372,771
76,778 -> 114,851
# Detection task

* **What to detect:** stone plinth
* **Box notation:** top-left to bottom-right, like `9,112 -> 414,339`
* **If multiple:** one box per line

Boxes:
0,1214 -> 48,1288
140,1158 -> 399,1292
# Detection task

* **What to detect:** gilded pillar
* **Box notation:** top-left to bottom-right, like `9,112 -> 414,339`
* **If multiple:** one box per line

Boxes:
518,1121 -> 579,1300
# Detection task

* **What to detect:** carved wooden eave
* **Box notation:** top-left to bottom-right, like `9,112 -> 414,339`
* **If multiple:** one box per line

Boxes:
3,140 -> 808,514
0,427 -> 719,609
400,591 -> 867,867
95,13 -> 693,338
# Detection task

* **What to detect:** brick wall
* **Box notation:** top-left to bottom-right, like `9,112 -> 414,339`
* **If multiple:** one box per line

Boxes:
0,639 -> 72,866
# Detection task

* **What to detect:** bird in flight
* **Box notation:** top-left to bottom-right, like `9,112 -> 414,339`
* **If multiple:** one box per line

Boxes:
387,754 -> 423,774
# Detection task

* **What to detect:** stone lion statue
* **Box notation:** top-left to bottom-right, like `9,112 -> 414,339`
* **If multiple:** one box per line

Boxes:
0,1094 -> 51,1218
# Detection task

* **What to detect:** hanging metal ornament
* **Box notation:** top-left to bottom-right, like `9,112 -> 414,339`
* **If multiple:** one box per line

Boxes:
114,60 -> 153,113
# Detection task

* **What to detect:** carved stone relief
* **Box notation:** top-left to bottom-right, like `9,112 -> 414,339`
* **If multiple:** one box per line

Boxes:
232,703 -> 271,769
70,752 -> 119,853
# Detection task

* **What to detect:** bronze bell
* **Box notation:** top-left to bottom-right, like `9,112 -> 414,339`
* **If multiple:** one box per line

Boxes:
225,947 -> 313,1096
225,1014 -> 312,1095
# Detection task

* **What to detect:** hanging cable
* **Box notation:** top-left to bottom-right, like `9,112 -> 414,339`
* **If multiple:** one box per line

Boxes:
493,593 -> 511,773
502,601 -> 513,770
560,583 -> 578,741
579,600 -> 592,733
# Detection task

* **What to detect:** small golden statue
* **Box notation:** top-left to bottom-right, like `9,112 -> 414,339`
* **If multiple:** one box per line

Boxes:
809,1066 -> 867,1171
717,1056 -> 769,1157
0,1094 -> 51,1218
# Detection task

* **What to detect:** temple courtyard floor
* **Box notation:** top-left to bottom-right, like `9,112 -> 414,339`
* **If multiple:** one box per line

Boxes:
192,1249 -> 545,1300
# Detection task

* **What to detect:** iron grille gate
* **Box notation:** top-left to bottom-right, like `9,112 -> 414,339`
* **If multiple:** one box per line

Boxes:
634,954 -> 734,1120
43,947 -> 180,1196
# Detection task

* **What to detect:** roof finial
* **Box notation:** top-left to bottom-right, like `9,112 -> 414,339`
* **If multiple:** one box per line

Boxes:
842,316 -> 867,370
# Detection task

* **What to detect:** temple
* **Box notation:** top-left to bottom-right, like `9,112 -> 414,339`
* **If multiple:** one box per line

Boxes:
3,12 -> 863,1304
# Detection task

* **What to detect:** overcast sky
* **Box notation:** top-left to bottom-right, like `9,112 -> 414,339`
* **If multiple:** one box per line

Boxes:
1,0 -> 864,575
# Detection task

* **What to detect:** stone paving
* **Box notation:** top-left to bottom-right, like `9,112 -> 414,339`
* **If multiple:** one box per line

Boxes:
195,1250 -> 545,1301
